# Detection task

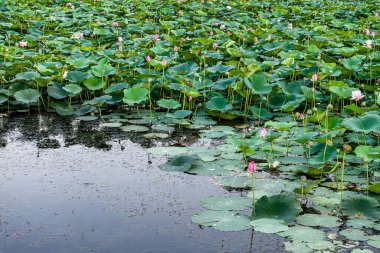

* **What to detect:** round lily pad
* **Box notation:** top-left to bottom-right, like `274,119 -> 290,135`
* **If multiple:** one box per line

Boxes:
192,210 -> 251,232
278,226 -> 326,243
340,229 -> 368,241
121,125 -> 149,132
296,214 -> 342,227
159,154 -> 199,172
250,219 -> 289,234
200,196 -> 251,211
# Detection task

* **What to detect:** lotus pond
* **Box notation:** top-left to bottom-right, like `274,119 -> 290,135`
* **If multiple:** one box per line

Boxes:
0,0 -> 380,252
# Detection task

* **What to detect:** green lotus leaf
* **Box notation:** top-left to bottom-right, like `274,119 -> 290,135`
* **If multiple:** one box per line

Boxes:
66,71 -> 89,83
296,214 -> 342,227
83,76 -> 106,91
264,121 -> 297,131
63,84 -> 82,95
341,55 -> 363,71
157,99 -> 181,110
83,95 -> 111,107
47,83 -> 69,99
205,97 -> 232,113
166,110 -> 192,119
278,226 -> 326,243
250,219 -> 289,234
343,114 -> 380,134
192,210 -> 251,232
159,154 -> 200,172
355,145 -> 380,161
253,194 -> 301,223
122,86 -> 149,106
341,196 -> 380,220
92,59 -> 116,77
245,73 -> 272,95
14,89 -> 40,104
66,57 -> 90,69
201,197 -> 252,211
16,71 -> 41,80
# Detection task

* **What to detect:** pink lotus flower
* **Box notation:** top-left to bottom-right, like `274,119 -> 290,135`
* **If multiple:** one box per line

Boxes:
338,58 -> 341,63
66,2 -> 72,7
311,73 -> 318,82
299,113 -> 305,120
19,41 -> 27,47
267,35 -> 272,40
254,37 -> 258,43
162,58 -> 167,66
178,10 -> 182,14
118,45 -> 123,52
259,128 -> 267,138
366,28 -> 370,35
146,55 -> 151,63
188,96 -> 193,101
375,12 -> 379,18
371,32 -> 375,37
118,37 -> 123,42
210,30 -> 213,36
350,90 -> 364,101
112,22 -> 119,27
213,43 -> 218,49
173,45 -> 178,52
249,27 -> 253,32
214,22 -> 219,26
248,161 -> 256,173
152,34 -> 159,41
366,39 -> 372,48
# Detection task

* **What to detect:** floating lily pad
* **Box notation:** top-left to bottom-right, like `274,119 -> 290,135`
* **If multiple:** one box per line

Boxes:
201,197 -> 251,211
340,229 -> 368,241
296,214 -> 342,227
278,226 -> 326,242
192,211 -> 251,232
120,125 -> 149,132
250,219 -> 289,234
159,154 -> 200,172
341,196 -> 380,220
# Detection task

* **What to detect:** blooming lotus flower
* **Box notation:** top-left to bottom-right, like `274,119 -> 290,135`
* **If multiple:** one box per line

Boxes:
267,35 -> 272,40
118,37 -> 123,42
350,90 -> 364,101
311,73 -> 318,82
18,41 -> 27,47
248,161 -> 256,173
66,2 -> 72,7
259,128 -> 267,138
152,34 -> 159,41
375,12 -> 379,18
287,23 -> 293,30
62,71 -> 68,79
226,6 -> 232,10
173,45 -> 178,52
112,22 -> 119,27
214,22 -> 219,26
366,39 -> 372,48
220,24 -> 225,29
162,58 -> 167,66
212,43 -> 218,49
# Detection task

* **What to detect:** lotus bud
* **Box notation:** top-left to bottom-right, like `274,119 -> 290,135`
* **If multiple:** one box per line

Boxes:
360,102 -> 366,107
295,112 -> 300,117
343,144 -> 352,152
312,107 -> 318,112
272,161 -> 280,168
327,104 -> 333,110
337,149 -> 341,154
307,109 -> 312,115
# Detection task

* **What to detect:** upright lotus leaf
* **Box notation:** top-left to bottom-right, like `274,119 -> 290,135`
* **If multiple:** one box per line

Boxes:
14,89 -> 40,104
355,145 -> 380,161
83,95 -> 112,107
253,194 -> 301,223
159,154 -> 200,172
0,96 -> 7,104
83,76 -> 106,91
341,196 -> 380,220
244,73 -> 272,95
264,121 -> 297,131
16,71 -> 41,80
47,83 -> 70,99
329,86 -> 356,99
341,55 -> 363,71
168,62 -> 198,76
122,86 -> 149,106
63,84 -> 82,96
66,57 -> 90,69
66,71 -> 89,83
342,114 -> 380,134
345,104 -> 378,115
205,97 -> 232,113
157,98 -> 180,110
206,64 -> 235,74
192,210 -> 251,232
92,58 -> 116,77
105,82 -> 129,94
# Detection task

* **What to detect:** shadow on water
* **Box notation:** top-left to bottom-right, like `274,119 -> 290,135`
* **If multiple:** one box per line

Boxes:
0,113 -> 285,253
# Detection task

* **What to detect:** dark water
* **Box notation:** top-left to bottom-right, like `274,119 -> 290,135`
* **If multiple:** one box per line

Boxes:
0,114 -> 284,253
